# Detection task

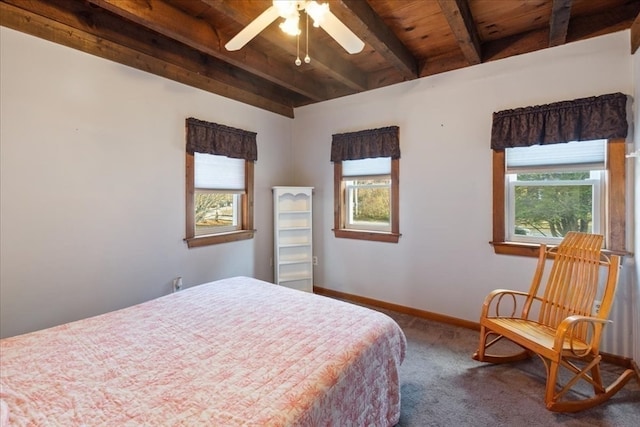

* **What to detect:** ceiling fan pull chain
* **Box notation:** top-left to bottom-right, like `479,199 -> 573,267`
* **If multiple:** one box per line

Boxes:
295,30 -> 302,66
304,11 -> 311,64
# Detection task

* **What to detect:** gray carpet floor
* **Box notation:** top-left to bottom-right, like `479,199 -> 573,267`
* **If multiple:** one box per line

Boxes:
376,308 -> 640,427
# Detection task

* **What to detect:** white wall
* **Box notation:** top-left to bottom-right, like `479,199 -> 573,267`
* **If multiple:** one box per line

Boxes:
293,31 -> 637,356
0,27 -> 293,338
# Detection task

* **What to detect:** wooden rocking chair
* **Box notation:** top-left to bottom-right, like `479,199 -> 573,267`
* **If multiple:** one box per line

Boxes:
473,232 -> 638,412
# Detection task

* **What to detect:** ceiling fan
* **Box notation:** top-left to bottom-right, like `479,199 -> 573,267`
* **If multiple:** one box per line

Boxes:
224,0 -> 365,55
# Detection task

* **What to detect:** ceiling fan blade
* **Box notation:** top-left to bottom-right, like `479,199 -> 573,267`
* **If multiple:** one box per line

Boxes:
319,11 -> 365,54
225,6 -> 281,51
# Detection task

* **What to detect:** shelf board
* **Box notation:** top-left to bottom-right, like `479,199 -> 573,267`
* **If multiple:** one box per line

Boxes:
279,210 -> 311,214
278,259 -> 312,265
278,274 -> 312,283
278,243 -> 311,248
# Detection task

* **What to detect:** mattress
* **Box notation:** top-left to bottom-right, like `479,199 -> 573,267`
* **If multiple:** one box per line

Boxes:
1,276 -> 406,426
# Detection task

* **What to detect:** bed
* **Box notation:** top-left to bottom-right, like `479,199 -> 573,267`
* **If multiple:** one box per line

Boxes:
0,276 -> 406,426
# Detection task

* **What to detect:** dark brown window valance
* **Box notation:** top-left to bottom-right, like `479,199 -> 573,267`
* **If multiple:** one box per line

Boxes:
491,93 -> 629,150
186,117 -> 257,161
331,126 -> 400,162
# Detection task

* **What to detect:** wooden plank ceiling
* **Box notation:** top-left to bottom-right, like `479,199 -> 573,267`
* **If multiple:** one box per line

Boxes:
2,0 -> 639,118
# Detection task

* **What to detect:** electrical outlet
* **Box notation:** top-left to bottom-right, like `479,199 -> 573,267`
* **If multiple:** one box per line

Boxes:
593,300 -> 602,315
313,256 -> 318,266
173,277 -> 183,293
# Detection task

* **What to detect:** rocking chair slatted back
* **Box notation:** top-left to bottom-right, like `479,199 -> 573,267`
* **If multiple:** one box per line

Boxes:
538,232 -> 604,339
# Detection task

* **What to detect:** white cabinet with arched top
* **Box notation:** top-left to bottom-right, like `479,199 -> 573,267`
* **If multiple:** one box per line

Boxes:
273,186 -> 313,292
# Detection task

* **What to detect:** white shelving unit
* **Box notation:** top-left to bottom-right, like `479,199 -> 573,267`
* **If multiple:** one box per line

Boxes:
273,186 -> 313,292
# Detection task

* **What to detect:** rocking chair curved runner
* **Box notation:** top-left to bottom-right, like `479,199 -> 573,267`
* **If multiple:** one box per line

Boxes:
473,232 -> 637,412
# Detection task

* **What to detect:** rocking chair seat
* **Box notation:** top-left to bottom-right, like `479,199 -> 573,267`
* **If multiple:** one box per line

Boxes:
487,317 -> 590,358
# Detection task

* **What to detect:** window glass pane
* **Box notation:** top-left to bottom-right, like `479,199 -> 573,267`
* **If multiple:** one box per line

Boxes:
194,153 -> 245,190
345,179 -> 391,231
194,191 -> 241,236
508,171 -> 600,242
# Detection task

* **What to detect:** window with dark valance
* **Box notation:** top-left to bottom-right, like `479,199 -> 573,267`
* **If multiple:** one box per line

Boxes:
331,126 -> 400,161
331,126 -> 401,243
491,92 -> 628,150
184,118 -> 256,248
186,117 -> 257,161
490,93 -> 630,256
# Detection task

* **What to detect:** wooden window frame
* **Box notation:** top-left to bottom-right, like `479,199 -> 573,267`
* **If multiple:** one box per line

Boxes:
491,138 -> 627,257
184,152 -> 254,248
333,159 -> 401,243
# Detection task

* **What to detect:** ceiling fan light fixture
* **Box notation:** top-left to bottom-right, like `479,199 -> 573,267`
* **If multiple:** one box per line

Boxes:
279,16 -> 301,36
305,1 -> 329,28
273,0 -> 298,18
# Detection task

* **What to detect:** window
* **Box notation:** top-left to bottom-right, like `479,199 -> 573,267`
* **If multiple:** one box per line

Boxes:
505,140 -> 605,245
490,93 -> 628,256
334,158 -> 400,242
331,126 -> 401,243
184,118 -> 256,248
343,157 -> 392,232
492,139 -> 626,256
193,153 -> 244,236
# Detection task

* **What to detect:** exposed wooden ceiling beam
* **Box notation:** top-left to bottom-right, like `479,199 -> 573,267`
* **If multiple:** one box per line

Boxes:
201,0 -> 368,92
629,11 -> 639,53
484,2 -> 640,63
437,0 -> 482,65
0,0 -> 295,117
483,26 -> 548,62
567,1 -> 640,42
333,0 -> 418,80
549,0 -> 573,47
419,50 -> 470,78
87,0 -> 327,102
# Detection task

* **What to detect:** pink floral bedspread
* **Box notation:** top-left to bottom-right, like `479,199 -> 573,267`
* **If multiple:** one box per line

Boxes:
1,276 -> 406,426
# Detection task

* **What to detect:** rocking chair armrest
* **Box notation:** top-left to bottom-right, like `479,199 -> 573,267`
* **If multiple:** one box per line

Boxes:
554,315 -> 611,356
481,289 -> 530,318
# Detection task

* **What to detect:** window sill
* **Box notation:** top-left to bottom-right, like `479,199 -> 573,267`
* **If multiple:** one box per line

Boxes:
490,241 -> 632,258
333,229 -> 401,243
185,230 -> 255,248
490,241 -> 542,257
